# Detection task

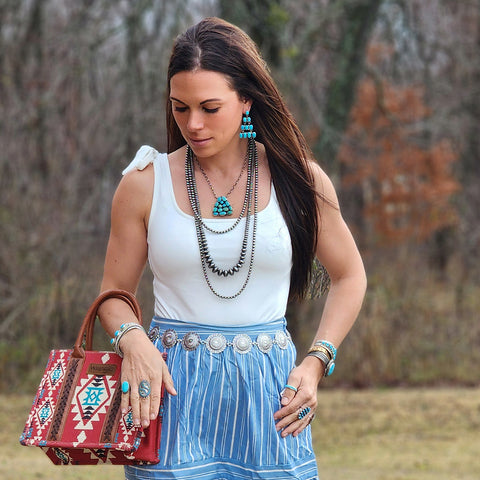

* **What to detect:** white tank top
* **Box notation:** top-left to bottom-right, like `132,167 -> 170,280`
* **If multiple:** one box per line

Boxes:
123,146 -> 292,326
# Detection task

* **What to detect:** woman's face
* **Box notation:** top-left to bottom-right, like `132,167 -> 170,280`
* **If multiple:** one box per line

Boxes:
170,69 -> 250,158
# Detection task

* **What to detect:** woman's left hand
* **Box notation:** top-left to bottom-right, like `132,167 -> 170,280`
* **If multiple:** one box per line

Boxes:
273,356 -> 324,437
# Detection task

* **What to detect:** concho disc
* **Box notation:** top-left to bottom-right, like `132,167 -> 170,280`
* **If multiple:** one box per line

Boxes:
161,329 -> 178,349
148,326 -> 160,342
182,332 -> 201,351
233,334 -> 252,354
256,333 -> 273,353
275,331 -> 289,349
205,333 -> 227,353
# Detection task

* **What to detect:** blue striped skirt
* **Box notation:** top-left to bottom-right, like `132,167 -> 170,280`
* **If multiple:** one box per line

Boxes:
125,317 -> 318,480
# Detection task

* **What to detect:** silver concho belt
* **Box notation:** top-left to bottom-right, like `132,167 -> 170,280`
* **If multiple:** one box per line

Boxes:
148,327 -> 291,354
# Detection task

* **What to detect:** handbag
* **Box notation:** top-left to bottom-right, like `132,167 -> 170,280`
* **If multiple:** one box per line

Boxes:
19,289 -> 164,465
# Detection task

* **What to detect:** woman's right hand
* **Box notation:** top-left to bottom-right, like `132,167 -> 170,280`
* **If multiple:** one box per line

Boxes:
119,329 -> 177,428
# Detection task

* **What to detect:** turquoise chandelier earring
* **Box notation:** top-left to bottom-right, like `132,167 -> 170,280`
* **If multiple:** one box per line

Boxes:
239,110 -> 256,139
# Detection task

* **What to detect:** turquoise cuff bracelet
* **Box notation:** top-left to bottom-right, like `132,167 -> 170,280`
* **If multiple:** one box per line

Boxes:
314,340 -> 337,360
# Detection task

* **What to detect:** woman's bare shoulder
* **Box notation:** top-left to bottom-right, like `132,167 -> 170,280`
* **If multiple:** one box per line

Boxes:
307,159 -> 340,208
120,162 -> 154,192
113,163 -> 155,220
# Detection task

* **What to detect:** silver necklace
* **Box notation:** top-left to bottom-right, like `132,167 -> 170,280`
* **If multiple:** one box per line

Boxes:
195,152 -> 248,217
185,139 -> 258,299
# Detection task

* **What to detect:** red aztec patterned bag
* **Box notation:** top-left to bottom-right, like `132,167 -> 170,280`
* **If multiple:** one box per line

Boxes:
20,289 -> 164,465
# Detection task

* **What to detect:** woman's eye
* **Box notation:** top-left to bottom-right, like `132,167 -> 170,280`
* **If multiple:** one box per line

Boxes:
173,105 -> 219,114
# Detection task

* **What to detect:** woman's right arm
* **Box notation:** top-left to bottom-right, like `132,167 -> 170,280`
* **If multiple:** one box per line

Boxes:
98,166 -> 176,429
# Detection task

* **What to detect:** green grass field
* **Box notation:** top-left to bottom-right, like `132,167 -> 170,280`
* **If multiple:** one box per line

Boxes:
4,388 -> 479,479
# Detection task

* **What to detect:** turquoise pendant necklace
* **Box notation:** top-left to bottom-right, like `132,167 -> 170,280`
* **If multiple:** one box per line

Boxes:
194,152 -> 248,216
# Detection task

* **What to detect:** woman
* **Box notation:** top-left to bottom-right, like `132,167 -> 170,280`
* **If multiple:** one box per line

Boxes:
99,17 -> 366,480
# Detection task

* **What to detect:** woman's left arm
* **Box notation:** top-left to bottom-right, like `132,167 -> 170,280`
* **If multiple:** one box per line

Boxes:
274,162 -> 367,437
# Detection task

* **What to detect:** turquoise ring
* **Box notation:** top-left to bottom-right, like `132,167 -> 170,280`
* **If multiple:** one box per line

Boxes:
298,406 -> 311,420
121,381 -> 130,394
138,380 -> 151,398
284,384 -> 298,393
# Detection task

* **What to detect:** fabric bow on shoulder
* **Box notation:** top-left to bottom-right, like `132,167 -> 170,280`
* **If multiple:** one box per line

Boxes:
122,145 -> 159,175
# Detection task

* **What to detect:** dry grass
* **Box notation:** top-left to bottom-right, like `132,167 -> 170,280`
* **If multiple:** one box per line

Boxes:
316,387 -> 480,480
4,388 -> 480,479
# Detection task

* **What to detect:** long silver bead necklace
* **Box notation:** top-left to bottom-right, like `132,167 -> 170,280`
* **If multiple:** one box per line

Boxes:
185,139 -> 258,299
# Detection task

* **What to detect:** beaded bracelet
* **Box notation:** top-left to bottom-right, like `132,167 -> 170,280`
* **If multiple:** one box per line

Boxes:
110,322 -> 146,358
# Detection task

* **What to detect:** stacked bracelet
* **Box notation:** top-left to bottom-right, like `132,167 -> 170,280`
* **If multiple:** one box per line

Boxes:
314,340 -> 337,360
307,339 -> 337,377
110,322 -> 146,358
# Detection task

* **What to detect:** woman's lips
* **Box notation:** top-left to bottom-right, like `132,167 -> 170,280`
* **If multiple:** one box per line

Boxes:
189,137 -> 211,147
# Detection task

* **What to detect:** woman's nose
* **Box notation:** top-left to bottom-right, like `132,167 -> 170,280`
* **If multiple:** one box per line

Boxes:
187,111 -> 204,131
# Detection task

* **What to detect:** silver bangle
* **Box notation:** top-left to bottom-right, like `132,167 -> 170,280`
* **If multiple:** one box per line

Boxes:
307,350 -> 335,377
307,350 -> 330,366
111,323 -> 145,357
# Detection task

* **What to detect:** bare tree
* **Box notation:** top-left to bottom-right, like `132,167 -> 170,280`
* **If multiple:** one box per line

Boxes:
0,0 -> 205,390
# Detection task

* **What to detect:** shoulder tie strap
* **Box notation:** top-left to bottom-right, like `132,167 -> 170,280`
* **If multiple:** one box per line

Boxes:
122,145 -> 160,175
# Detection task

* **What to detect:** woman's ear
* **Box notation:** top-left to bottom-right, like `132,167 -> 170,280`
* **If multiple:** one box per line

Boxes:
242,99 -> 253,113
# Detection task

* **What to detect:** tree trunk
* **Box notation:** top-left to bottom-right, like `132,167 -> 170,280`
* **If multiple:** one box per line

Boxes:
218,0 -> 288,67
458,2 -> 480,281
315,0 -> 383,177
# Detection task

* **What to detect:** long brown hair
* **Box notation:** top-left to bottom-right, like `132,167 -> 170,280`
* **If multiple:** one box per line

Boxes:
166,17 -> 319,302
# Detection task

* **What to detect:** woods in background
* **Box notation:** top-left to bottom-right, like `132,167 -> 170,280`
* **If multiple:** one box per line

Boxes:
1,0 -> 479,391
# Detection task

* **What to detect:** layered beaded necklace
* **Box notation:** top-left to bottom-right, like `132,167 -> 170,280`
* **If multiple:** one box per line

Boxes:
185,139 -> 258,299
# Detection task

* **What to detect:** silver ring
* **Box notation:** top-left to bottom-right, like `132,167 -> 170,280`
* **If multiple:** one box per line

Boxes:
138,380 -> 151,398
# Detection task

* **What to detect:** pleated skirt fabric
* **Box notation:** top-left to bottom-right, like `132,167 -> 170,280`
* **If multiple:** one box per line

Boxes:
124,317 -> 319,480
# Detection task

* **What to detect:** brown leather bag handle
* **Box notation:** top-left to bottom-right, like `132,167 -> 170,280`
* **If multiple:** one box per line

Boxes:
73,289 -> 142,358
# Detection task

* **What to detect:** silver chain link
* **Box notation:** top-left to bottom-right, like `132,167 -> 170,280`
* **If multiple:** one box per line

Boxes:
195,150 -> 248,200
